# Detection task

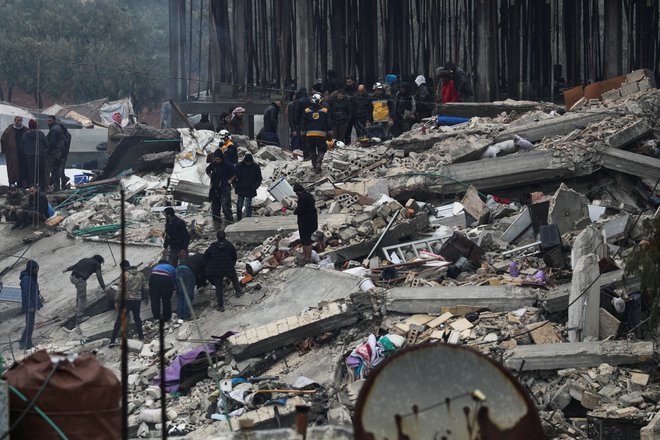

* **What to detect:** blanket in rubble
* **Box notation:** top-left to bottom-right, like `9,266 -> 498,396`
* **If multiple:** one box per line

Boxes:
345,334 -> 405,380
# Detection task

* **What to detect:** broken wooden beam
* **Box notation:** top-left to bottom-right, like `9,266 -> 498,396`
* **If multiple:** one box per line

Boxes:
227,302 -> 358,360
600,148 -> 660,180
386,285 -> 537,314
504,340 -> 654,371
225,214 -> 351,244
494,112 -> 613,143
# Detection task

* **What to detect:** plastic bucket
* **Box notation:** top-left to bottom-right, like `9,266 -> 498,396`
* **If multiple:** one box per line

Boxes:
358,278 -> 375,292
245,260 -> 263,275
268,176 -> 295,202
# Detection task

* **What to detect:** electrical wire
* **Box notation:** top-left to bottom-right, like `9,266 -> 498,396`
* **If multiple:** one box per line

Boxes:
0,360 -> 60,440
475,175 -> 660,347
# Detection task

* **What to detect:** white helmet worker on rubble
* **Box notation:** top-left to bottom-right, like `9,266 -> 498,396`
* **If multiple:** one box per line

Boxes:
311,93 -> 322,105
219,129 -> 232,142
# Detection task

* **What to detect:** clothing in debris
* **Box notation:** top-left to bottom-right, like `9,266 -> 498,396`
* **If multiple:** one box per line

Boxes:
345,334 -> 403,380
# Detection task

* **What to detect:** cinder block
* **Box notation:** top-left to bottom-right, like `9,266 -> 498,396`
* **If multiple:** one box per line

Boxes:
601,88 -> 621,101
637,78 -> 654,92
619,82 -> 640,97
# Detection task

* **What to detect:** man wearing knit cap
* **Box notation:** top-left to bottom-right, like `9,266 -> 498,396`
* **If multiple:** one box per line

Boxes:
206,149 -> 237,227
293,183 -> 318,263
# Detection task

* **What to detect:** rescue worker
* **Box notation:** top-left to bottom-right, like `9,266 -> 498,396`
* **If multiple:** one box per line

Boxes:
64,255 -> 106,320
206,150 -> 237,227
301,93 -> 333,173
370,82 -> 393,139
163,207 -> 190,266
217,129 -> 238,164
204,230 -> 242,312
109,260 -> 148,346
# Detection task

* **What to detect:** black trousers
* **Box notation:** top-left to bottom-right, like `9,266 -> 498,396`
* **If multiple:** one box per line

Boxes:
210,270 -> 240,308
149,275 -> 175,321
110,300 -> 144,342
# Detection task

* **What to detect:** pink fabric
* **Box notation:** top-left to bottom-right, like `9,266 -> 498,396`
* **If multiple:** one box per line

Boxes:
112,112 -> 122,124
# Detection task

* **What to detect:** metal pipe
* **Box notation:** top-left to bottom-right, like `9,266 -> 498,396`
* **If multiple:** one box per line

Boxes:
159,318 -> 167,440
120,188 -> 128,440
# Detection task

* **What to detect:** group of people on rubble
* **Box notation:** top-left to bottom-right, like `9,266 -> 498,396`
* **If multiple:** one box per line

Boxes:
1,115 -> 72,193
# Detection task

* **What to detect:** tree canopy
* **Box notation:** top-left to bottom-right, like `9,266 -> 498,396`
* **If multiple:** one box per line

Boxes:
0,0 -> 169,113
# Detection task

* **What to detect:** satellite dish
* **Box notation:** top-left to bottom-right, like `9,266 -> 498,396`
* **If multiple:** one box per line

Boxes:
354,343 -> 543,440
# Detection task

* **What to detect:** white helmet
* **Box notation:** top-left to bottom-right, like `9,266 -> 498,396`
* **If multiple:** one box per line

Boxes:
311,93 -> 322,104
373,82 -> 384,90
219,129 -> 231,141
335,141 -> 345,149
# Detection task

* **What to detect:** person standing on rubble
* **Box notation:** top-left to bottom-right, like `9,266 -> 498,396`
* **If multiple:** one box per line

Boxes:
329,89 -> 353,145
216,112 -> 231,132
21,119 -> 48,191
257,99 -> 282,147
163,207 -> 190,266
14,184 -> 49,229
414,75 -> 435,121
301,93 -> 333,174
194,112 -> 215,131
204,230 -> 242,312
391,82 -> 416,138
292,87 -> 312,157
1,115 -> 28,187
46,115 -> 70,192
64,255 -> 106,321
206,150 -> 237,227
227,107 -> 245,135
438,69 -> 460,104
19,259 -> 43,350
217,130 -> 238,164
175,253 -> 206,320
232,153 -> 262,221
370,82 -> 393,139
109,260 -> 148,347
107,112 -> 127,156
352,85 -> 373,138
149,259 -> 177,322
293,183 -> 318,264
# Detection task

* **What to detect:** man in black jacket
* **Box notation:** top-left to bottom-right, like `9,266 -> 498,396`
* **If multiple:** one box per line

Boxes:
176,253 -> 206,320
15,185 -> 49,229
163,207 -> 190,266
233,154 -> 262,221
204,230 -> 242,312
21,119 -> 48,191
292,87 -> 312,158
206,150 -> 237,228
293,183 -> 318,264
391,83 -> 416,138
257,100 -> 282,147
352,85 -> 373,137
64,255 -> 106,320
194,113 -> 215,131
329,89 -> 352,145
46,115 -> 66,191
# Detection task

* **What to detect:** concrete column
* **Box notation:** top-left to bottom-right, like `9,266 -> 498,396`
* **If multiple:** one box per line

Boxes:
568,254 -> 600,342
168,0 -> 187,101
474,0 -> 498,101
603,0 -> 623,79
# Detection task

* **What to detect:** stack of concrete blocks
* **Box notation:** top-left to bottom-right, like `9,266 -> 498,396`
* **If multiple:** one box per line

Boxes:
602,69 -> 657,101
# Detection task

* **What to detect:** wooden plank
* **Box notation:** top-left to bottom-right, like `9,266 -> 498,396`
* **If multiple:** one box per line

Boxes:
386,285 -> 536,314
504,341 -> 654,371
601,148 -> 660,180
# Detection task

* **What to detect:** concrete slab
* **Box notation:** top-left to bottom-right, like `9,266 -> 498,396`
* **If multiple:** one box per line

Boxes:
0,227 -> 162,354
225,214 -> 350,244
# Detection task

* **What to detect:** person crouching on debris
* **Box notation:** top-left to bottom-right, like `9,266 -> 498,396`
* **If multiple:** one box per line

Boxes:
163,207 -> 190,266
176,253 -> 206,320
1,185 -> 25,225
64,255 -> 106,321
20,259 -> 43,350
204,230 -> 242,312
232,153 -> 262,221
149,259 -> 177,322
206,150 -> 237,228
14,185 -> 49,229
109,260 -> 148,347
438,69 -> 460,104
293,183 -> 318,264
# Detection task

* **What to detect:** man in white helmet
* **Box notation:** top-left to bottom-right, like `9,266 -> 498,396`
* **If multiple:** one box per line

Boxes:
301,94 -> 333,173
218,129 -> 238,164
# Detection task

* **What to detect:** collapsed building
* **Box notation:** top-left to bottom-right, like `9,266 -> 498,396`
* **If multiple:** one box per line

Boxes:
0,70 -> 659,439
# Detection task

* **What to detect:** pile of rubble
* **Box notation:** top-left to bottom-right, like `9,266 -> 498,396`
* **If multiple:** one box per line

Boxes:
1,70 -> 659,438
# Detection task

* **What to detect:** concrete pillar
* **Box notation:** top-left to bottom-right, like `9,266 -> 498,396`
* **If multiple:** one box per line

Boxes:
571,225 -> 606,270
568,254 -> 600,342
474,0 -> 498,101
294,0 -> 313,91
168,0 -> 187,101
603,0 -> 623,79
